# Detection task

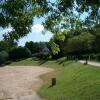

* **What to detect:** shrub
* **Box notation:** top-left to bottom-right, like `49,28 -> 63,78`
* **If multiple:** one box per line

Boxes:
9,47 -> 31,60
0,51 -> 9,64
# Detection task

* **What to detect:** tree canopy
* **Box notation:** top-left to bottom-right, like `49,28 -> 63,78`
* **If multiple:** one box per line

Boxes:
44,0 -> 100,31
44,0 -> 100,54
0,0 -> 100,54
0,0 -> 49,39
0,0 -> 99,37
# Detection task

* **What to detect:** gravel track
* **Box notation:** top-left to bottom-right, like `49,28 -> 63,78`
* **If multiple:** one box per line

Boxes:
0,66 -> 54,100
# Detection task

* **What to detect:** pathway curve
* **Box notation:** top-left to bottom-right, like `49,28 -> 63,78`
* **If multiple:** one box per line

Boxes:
79,60 -> 100,67
0,66 -> 54,100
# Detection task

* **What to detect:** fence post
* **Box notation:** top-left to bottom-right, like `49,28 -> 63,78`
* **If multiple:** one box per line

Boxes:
51,78 -> 56,86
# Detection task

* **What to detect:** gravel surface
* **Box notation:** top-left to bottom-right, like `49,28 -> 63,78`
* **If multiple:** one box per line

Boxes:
0,66 -> 54,100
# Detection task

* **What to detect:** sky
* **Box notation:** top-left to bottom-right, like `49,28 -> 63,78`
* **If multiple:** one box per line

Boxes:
0,0 -> 88,46
0,0 -> 55,46
18,17 -> 53,46
0,17 -> 53,46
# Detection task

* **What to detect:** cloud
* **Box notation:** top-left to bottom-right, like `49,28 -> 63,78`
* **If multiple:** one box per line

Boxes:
31,24 -> 44,33
0,28 -> 12,34
0,24 -> 44,35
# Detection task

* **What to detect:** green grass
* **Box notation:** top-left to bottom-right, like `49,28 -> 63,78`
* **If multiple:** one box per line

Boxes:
10,57 -> 100,100
9,57 -> 40,66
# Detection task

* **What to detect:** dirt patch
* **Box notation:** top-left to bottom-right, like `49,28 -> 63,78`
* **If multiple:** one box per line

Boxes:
0,66 -> 54,100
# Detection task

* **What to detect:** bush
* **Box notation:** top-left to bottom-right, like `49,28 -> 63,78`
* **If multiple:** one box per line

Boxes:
9,47 -> 31,60
0,51 -> 9,64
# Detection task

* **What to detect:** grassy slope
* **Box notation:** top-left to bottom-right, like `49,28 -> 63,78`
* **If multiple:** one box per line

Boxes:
10,57 -> 100,100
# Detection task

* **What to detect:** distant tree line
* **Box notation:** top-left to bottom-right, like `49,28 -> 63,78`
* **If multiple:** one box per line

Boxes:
0,40 -> 50,65
0,29 -> 100,65
25,41 -> 51,60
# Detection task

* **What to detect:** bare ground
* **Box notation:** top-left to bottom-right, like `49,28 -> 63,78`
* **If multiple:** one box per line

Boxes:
0,66 -> 54,100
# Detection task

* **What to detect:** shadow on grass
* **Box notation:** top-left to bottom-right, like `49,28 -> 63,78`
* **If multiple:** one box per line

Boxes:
48,85 -> 55,88
56,57 -> 67,65
30,57 -> 48,65
31,57 -> 40,61
38,60 -> 48,65
56,57 -> 75,67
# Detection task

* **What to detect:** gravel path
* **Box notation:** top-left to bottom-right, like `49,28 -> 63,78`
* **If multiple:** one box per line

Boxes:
0,66 -> 54,100
79,60 -> 100,67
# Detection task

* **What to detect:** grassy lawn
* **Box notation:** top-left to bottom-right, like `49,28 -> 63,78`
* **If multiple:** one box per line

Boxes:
10,57 -> 100,100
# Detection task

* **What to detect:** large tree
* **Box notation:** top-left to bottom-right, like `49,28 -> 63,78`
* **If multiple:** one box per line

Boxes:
44,0 -> 100,54
44,0 -> 100,30
0,0 -> 100,54
1,0 -> 99,39
0,0 -> 49,40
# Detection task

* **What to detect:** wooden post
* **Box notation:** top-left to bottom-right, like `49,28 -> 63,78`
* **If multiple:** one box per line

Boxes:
51,78 -> 56,86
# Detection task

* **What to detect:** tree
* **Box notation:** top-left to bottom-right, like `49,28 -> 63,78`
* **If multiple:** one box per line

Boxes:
65,32 -> 95,55
43,0 -> 100,54
25,41 -> 48,54
9,47 -> 31,60
90,24 -> 100,53
44,0 -> 100,31
0,0 -> 49,40
1,0 -> 99,40
25,41 -> 36,54
0,40 -> 17,52
0,0 -> 100,55
50,29 -> 96,58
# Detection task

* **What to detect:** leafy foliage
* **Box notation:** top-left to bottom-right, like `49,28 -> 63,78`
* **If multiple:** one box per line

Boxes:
0,40 -> 17,52
50,40 -> 60,55
0,0 -> 100,55
0,51 -> 9,64
0,0 -> 49,39
49,28 -> 97,58
66,32 -> 95,54
9,47 -> 31,60
25,41 -> 49,54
